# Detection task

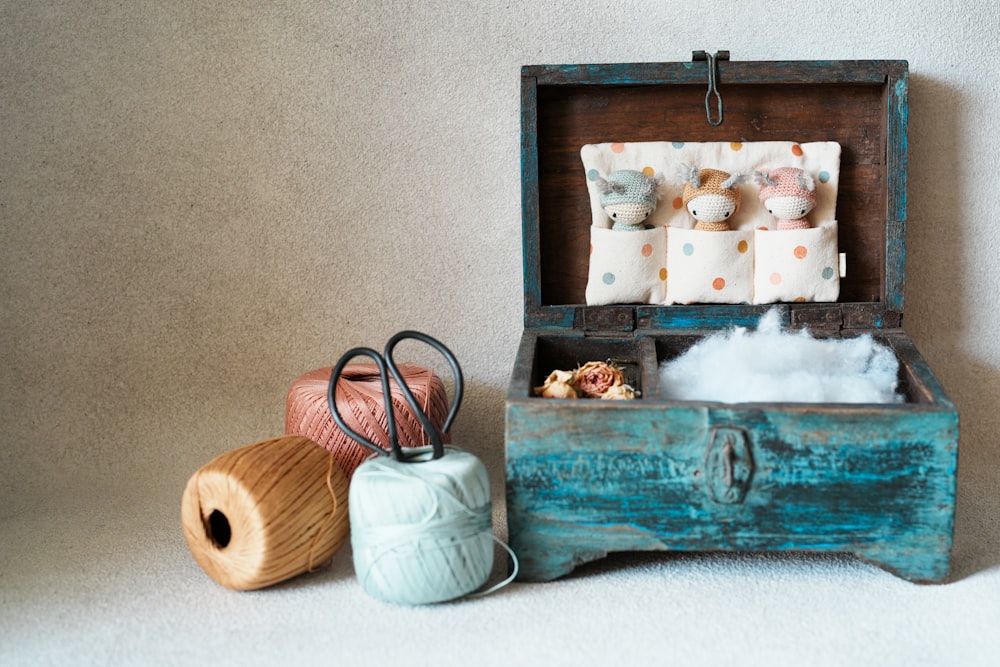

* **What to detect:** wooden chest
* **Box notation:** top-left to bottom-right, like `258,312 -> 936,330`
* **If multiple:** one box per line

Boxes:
505,57 -> 959,583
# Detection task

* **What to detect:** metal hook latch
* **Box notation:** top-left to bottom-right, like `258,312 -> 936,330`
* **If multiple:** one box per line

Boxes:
704,426 -> 753,504
692,50 -> 729,127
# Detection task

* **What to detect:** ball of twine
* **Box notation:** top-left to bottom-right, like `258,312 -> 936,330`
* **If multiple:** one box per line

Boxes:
350,447 -> 494,605
285,363 -> 450,477
181,435 -> 350,591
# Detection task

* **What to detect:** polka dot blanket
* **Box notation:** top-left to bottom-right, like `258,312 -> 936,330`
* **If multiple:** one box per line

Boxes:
581,141 -> 843,306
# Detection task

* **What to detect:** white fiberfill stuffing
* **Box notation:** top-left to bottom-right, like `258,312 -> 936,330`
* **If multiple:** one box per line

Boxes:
658,308 -> 904,404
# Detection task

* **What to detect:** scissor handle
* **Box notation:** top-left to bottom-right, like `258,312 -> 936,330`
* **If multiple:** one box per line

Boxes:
327,347 -> 402,459
383,330 -> 464,460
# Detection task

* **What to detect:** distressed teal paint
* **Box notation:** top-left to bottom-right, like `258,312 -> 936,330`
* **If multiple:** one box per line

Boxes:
638,304 -> 785,331
506,392 -> 957,583
524,306 -> 577,330
520,73 -> 542,323
885,67 -> 910,313
523,60 -> 894,87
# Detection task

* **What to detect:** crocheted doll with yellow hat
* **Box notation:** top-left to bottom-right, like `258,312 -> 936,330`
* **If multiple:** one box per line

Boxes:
755,167 -> 817,230
679,165 -> 744,231
595,169 -> 664,231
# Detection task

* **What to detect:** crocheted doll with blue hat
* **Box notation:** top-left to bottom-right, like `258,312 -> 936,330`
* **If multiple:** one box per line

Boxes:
595,169 -> 664,231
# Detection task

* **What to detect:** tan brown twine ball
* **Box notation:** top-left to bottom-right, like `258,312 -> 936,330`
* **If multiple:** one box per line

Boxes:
285,363 -> 450,477
181,435 -> 350,591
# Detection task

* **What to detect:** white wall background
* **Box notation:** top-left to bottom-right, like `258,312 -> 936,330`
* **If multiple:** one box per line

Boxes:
2,0 -> 998,564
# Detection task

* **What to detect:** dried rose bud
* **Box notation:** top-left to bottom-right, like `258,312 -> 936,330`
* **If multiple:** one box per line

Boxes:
544,369 -> 577,386
534,380 -> 579,399
601,384 -> 639,400
574,361 -> 625,398
533,368 -> 580,398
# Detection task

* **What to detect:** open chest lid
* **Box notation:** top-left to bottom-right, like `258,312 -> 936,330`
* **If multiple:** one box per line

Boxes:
520,56 -> 909,333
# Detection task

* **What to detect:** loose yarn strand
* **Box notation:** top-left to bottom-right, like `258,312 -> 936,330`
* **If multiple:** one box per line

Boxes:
306,451 -> 341,573
470,536 -> 519,599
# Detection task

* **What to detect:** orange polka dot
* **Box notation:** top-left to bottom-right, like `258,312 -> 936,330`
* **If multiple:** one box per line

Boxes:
672,196 -> 684,210
791,144 -> 803,156
642,166 -> 655,177
758,226 -> 769,231
659,267 -> 668,281
770,272 -> 782,285
712,277 -> 726,291
793,245 -> 808,259
641,243 -> 653,257
611,143 -> 625,153
730,142 -> 743,151
590,243 -> 594,255
793,296 -> 807,302
737,240 -> 749,253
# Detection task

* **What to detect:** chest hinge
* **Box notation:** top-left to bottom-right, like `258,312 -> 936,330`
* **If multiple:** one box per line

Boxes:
789,304 -> 902,333
578,306 -> 636,336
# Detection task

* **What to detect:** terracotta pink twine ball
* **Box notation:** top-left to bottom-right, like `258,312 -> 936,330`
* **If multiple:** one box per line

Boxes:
285,363 -> 450,478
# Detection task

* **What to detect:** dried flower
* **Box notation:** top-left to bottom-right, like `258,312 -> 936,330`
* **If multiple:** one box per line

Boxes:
601,384 -> 639,400
546,369 -> 577,386
533,361 -> 638,400
534,380 -> 579,399
574,361 -> 625,398
533,369 -> 580,399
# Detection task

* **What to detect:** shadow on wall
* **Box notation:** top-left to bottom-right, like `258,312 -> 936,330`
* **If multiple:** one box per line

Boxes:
901,73 -> 998,582
906,74 -> 969,353
450,379 -> 508,494
946,352 -> 1000,581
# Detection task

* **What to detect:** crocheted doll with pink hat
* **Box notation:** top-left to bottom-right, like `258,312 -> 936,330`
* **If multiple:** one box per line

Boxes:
679,165 -> 743,232
755,167 -> 817,230
595,169 -> 664,231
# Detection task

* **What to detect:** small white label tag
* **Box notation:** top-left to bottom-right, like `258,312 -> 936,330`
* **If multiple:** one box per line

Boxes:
839,253 -> 847,278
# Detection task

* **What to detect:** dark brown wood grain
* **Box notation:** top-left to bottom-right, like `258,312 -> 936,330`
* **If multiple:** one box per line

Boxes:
534,81 -> 890,307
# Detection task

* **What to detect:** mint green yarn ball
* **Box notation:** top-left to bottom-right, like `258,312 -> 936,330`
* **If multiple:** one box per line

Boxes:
349,447 -> 493,605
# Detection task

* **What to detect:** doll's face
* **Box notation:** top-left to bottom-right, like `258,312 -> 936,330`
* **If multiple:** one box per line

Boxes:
686,194 -> 736,223
604,202 -> 653,226
764,195 -> 814,219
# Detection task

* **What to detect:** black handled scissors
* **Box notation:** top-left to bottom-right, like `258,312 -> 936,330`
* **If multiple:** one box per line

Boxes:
327,330 -> 463,461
